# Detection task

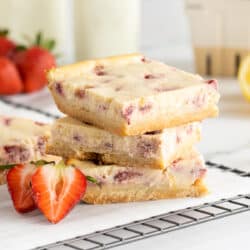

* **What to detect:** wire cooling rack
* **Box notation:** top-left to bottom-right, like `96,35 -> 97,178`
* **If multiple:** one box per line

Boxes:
34,162 -> 250,250
1,99 -> 250,250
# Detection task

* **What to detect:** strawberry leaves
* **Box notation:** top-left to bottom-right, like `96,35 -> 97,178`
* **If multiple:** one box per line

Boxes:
0,159 -> 55,170
30,159 -> 55,166
0,163 -> 16,170
0,29 -> 9,37
34,31 -> 56,52
86,175 -> 98,184
19,31 -> 56,53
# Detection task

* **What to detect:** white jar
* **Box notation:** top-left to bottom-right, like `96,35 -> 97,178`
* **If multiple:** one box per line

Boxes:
0,0 -> 74,65
74,0 -> 140,60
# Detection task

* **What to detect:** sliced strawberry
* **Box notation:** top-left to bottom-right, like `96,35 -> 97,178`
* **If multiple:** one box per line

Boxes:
31,162 -> 86,224
7,164 -> 37,213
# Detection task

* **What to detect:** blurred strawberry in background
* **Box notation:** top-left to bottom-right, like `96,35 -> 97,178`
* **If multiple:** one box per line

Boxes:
0,57 -> 22,95
14,32 -> 56,93
0,30 -> 56,95
0,29 -> 16,57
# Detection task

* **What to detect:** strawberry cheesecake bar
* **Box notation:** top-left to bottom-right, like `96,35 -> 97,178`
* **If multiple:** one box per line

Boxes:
47,116 -> 201,169
68,150 -> 207,204
0,116 -> 51,184
47,53 -> 219,136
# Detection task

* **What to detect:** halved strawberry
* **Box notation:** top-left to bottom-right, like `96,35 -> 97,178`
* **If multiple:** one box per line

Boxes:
31,162 -> 86,224
7,164 -> 37,213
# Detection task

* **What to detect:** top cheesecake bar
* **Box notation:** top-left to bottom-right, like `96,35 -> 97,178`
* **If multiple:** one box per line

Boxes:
47,54 -> 220,136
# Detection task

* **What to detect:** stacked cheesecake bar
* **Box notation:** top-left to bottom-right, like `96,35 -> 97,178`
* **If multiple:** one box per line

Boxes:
0,116 -> 52,184
47,54 -> 219,204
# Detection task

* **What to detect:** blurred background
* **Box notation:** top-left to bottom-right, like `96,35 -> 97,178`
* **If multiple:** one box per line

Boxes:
0,0 -> 193,68
0,0 -> 250,100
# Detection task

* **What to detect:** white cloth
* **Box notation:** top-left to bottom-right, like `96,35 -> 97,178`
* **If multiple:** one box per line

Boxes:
0,89 -> 61,124
0,168 -> 249,250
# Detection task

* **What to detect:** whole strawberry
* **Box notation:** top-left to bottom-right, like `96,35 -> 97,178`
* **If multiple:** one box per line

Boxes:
14,32 -> 56,93
0,56 -> 23,95
18,47 -> 56,92
0,29 -> 16,57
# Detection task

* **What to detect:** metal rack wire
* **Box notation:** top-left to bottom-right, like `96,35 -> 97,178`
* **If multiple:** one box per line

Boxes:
34,162 -> 250,250
206,161 -> 250,177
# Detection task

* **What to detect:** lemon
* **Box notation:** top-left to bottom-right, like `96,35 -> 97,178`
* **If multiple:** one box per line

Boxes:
238,55 -> 250,102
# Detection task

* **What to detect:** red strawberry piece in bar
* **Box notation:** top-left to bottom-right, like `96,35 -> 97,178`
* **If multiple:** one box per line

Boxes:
205,79 -> 218,90
94,65 -> 107,76
75,89 -> 85,98
4,145 -> 30,163
114,171 -> 142,183
139,103 -> 152,114
121,105 -> 134,125
55,82 -> 64,95
136,140 -> 159,158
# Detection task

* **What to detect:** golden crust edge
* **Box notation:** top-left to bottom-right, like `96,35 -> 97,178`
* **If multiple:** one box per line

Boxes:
83,179 -> 208,204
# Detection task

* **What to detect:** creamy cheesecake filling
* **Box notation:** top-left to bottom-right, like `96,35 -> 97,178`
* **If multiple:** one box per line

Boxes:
125,84 -> 218,127
69,151 -> 206,188
53,81 -> 218,128
0,137 -> 47,164
161,122 -> 201,165
0,116 -> 50,164
49,117 -> 201,168
0,116 -> 50,139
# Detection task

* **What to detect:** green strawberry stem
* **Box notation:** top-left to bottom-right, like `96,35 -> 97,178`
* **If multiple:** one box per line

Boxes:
0,164 -> 16,170
56,160 -> 98,184
29,31 -> 56,52
16,31 -> 56,55
0,29 -> 9,37
30,160 -> 55,166
86,176 -> 98,184
0,159 -> 99,185
15,45 -> 27,51
0,160 -> 55,170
